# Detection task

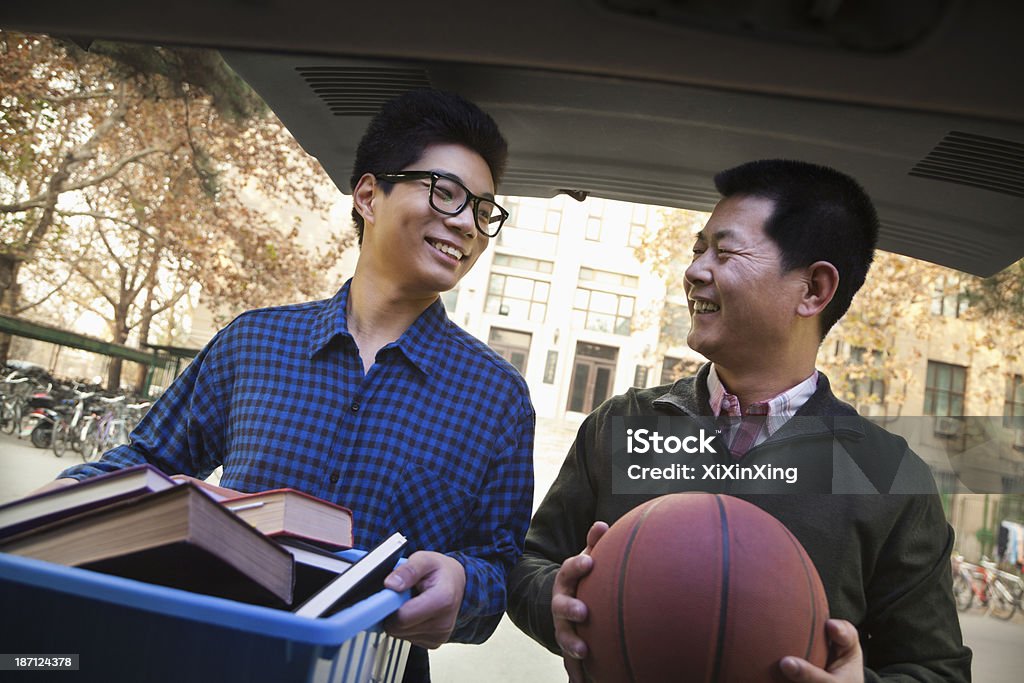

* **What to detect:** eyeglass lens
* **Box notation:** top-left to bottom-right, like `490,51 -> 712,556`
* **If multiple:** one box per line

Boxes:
429,175 -> 503,234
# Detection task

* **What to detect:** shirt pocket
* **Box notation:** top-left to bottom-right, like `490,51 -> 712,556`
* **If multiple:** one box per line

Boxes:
386,462 -> 479,551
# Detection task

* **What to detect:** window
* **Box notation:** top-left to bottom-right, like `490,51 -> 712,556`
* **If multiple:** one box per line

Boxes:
633,364 -> 649,388
585,199 -> 604,241
664,255 -> 689,299
628,204 -> 648,247
492,253 -> 554,274
1005,374 -> 1024,429
930,274 -> 969,318
933,470 -> 959,496
924,361 -> 967,417
504,196 -> 561,234
578,267 -> 639,289
1003,475 -> 1024,493
660,355 -> 700,384
661,356 -> 683,384
545,207 -> 563,234
848,346 -> 886,413
504,196 -> 519,219
485,274 -> 549,322
488,328 -> 531,375
572,288 -> 634,335
440,287 -> 458,312
543,350 -> 558,384
659,302 -> 690,345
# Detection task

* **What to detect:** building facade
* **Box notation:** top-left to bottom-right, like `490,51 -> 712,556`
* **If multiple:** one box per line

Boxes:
443,194 -> 704,420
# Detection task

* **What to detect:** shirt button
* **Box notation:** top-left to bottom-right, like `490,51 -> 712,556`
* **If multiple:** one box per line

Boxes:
329,472 -> 339,484
350,402 -> 360,413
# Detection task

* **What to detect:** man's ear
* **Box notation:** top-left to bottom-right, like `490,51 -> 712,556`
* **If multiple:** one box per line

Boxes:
796,261 -> 840,319
352,173 -> 377,225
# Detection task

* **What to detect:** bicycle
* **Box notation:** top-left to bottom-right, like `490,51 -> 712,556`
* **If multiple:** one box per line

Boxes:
951,554 -> 985,611
0,374 -> 33,435
123,400 -> 151,433
51,387 -> 98,458
80,395 -> 129,462
951,553 -> 1023,620
981,559 -> 1023,621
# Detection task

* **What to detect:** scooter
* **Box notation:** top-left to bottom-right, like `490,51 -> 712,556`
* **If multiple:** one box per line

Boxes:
20,386 -> 71,450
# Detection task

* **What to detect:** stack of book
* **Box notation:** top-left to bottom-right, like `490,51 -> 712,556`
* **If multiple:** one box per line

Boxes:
0,465 -> 406,616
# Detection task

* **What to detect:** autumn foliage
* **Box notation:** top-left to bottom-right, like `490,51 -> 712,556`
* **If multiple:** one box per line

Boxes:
1,32 -> 353,387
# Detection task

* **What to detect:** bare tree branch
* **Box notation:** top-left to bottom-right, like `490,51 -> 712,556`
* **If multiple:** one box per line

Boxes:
149,279 -> 195,318
39,91 -> 121,105
72,255 -> 119,310
0,146 -> 175,214
53,210 -> 139,229
14,262 -> 78,314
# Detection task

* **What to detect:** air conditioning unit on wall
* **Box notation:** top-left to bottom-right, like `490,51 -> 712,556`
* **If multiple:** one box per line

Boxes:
934,416 -> 964,438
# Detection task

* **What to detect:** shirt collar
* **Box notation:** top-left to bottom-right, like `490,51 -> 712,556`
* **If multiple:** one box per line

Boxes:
309,279 -> 449,377
707,364 -> 819,437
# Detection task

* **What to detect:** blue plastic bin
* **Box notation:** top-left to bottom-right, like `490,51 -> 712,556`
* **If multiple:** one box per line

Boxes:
0,551 -> 410,683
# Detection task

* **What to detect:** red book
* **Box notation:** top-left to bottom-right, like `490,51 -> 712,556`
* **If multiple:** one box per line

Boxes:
221,488 -> 354,550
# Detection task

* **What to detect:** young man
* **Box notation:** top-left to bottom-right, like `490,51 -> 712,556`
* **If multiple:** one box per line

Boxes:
507,160 -> 971,682
45,89 -> 536,682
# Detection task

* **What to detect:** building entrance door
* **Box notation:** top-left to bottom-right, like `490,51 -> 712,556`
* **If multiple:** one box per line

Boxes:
567,342 -> 618,413
488,327 -> 532,376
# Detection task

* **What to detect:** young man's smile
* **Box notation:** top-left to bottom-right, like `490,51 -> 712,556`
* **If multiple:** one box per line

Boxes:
360,142 -> 493,295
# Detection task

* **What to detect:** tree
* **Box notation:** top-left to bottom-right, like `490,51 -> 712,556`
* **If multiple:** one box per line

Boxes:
637,207 -> 1024,415
2,33 -> 148,361
966,258 -> 1024,321
1,32 -> 353,386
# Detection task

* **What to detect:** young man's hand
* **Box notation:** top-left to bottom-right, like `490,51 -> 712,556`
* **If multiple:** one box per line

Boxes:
169,474 -> 242,499
383,550 -> 466,649
552,521 -> 609,683
779,619 -> 864,683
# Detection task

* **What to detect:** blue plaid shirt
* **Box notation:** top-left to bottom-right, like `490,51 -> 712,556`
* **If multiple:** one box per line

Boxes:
60,280 -> 536,643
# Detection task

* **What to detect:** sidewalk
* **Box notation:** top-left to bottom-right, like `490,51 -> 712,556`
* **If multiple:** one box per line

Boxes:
0,430 -> 72,503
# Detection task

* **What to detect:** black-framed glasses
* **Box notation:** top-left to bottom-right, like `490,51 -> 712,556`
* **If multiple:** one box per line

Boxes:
374,171 -> 509,237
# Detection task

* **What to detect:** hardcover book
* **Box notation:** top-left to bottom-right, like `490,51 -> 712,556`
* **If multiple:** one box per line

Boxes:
277,537 -> 354,605
222,488 -> 354,549
0,464 -> 176,540
293,532 -> 407,618
0,483 -> 294,606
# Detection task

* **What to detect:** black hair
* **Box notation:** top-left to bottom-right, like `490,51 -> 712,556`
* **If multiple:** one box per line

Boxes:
349,89 -> 508,243
714,159 -> 880,340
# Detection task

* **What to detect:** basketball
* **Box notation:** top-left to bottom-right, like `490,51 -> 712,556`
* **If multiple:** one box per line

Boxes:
576,493 -> 829,682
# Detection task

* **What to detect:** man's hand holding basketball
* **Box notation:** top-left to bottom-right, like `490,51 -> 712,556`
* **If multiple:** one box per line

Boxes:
779,619 -> 864,683
552,521 -> 609,683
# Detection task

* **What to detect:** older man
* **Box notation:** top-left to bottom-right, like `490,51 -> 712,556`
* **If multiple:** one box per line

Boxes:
507,160 -> 970,682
